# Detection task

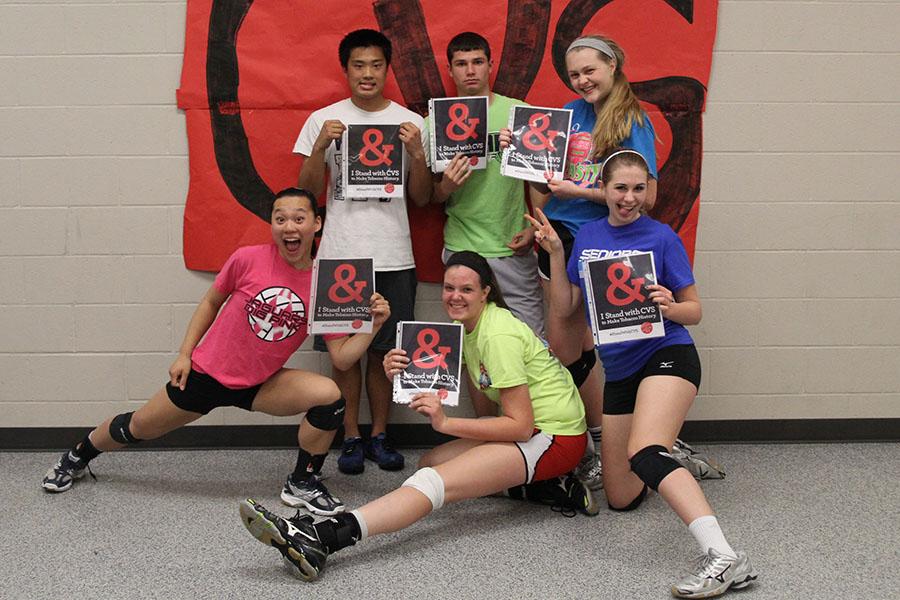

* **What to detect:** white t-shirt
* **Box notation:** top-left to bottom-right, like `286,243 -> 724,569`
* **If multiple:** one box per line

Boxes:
294,98 -> 426,271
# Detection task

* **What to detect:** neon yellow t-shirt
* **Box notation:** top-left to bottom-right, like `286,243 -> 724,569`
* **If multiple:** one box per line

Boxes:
463,303 -> 585,436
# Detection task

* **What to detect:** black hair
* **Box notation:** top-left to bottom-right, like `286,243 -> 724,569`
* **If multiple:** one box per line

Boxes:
444,251 -> 509,310
272,187 -> 319,219
446,32 -> 491,63
339,28 -> 392,68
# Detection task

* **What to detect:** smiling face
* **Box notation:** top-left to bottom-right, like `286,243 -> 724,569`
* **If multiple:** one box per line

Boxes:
442,265 -> 490,331
448,49 -> 492,97
566,47 -> 616,107
602,164 -> 649,227
270,194 -> 321,268
344,46 -> 388,105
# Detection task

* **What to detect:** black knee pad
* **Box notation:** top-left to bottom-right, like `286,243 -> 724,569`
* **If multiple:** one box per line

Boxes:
608,485 -> 648,512
565,349 -> 597,388
629,445 -> 682,490
305,397 -> 346,430
109,412 -> 142,444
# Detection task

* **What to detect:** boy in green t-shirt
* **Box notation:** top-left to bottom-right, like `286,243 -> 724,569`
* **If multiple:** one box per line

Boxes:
425,32 -> 546,337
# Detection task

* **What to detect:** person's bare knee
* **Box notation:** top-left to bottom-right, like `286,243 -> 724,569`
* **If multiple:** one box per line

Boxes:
418,449 -> 440,469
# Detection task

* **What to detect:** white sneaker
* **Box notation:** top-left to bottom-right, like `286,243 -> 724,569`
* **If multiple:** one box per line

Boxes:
280,474 -> 344,516
573,453 -> 603,516
672,439 -> 726,480
671,548 -> 758,598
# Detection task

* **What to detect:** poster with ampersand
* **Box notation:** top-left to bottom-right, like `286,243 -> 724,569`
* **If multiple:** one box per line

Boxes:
309,257 -> 374,334
342,125 -> 405,198
583,251 -> 665,345
428,96 -> 489,171
393,321 -> 464,406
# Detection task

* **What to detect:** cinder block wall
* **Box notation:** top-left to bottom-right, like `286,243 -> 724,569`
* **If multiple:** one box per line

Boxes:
1,1 -> 897,430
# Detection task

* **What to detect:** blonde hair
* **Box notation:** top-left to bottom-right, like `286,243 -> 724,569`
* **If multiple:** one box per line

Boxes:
567,35 -> 646,160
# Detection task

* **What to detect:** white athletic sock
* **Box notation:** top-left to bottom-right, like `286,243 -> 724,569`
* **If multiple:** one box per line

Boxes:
688,515 -> 736,558
350,509 -> 368,541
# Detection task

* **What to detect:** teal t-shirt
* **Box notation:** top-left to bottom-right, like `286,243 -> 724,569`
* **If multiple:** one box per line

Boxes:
462,303 -> 586,436
426,94 -> 528,257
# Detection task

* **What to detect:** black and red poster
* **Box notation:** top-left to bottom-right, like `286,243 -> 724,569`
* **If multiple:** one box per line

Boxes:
583,251 -> 664,345
501,105 -> 572,182
308,257 -> 374,334
342,125 -> 404,198
428,96 -> 489,172
177,1 -> 719,279
393,321 -> 464,406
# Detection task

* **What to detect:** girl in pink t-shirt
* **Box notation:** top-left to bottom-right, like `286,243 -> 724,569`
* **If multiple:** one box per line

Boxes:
42,189 -> 389,517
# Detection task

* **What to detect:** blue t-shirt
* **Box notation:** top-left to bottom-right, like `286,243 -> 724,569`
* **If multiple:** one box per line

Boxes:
566,216 -> 694,381
543,99 -> 658,236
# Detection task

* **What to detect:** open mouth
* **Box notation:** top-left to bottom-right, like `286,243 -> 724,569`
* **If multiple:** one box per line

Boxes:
616,203 -> 637,219
284,238 -> 301,252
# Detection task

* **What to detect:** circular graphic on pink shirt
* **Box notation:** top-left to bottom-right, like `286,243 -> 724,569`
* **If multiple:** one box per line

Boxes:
245,286 -> 306,342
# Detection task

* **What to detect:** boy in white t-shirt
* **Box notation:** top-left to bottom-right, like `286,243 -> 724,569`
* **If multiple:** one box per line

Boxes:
294,29 -> 431,474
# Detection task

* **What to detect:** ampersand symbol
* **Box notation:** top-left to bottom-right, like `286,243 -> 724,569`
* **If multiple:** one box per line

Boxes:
521,113 -> 562,152
328,264 -> 366,304
605,262 -> 645,306
412,328 -> 451,370
445,103 -> 480,141
359,129 -> 394,167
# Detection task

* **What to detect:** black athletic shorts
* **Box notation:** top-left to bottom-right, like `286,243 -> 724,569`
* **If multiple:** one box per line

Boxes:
166,370 -> 261,415
603,344 -> 701,415
537,218 -> 575,280
314,267 -> 417,353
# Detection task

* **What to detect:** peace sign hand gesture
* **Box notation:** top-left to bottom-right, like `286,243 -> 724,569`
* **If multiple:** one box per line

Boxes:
523,207 -> 563,256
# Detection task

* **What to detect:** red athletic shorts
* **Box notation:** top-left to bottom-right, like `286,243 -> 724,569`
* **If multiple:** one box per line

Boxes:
516,430 -> 587,484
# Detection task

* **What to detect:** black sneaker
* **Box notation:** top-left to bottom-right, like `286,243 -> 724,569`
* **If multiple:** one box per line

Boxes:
516,475 -> 597,517
280,474 -> 344,516
364,432 -> 404,471
239,499 -> 328,581
42,451 -> 93,493
337,436 -> 365,475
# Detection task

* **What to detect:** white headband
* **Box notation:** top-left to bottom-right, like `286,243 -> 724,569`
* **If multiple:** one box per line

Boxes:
566,37 -> 616,61
601,149 -> 648,180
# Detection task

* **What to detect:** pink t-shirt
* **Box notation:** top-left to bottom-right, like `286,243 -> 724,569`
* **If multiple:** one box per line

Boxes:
191,244 -> 336,388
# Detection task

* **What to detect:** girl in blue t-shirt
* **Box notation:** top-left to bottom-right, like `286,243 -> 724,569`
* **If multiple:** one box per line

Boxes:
504,35 -> 659,484
528,150 -> 757,599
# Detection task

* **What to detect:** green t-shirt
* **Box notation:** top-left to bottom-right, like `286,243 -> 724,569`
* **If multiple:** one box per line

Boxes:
426,94 -> 528,257
463,302 -> 586,436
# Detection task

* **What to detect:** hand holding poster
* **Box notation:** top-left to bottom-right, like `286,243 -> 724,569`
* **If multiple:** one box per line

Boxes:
428,96 -> 489,172
500,105 -> 572,183
583,251 -> 665,345
393,322 -> 464,406
308,258 -> 374,334
342,124 -> 404,198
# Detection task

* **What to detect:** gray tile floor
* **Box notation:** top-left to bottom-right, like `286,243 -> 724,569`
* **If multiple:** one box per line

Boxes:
5,443 -> 898,599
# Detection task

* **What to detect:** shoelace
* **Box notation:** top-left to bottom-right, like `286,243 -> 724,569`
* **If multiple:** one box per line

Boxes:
62,455 -> 96,481
288,511 -> 315,526
372,437 -> 397,454
342,439 -> 362,455
696,552 -> 733,579
299,475 -> 330,499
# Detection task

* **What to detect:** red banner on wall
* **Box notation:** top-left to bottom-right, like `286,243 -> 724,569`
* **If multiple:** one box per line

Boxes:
177,0 -> 718,280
